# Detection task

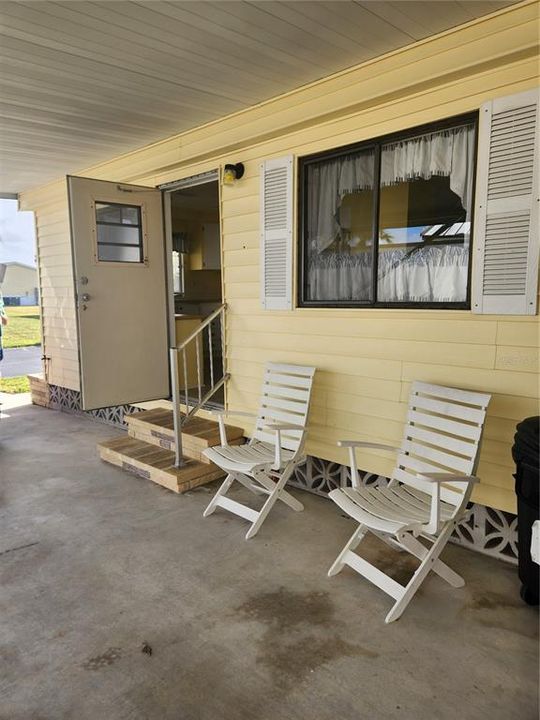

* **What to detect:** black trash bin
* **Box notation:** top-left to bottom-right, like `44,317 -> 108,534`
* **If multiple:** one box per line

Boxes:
512,416 -> 540,605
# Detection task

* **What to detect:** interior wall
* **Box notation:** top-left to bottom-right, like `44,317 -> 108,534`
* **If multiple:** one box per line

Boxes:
171,184 -> 221,304
19,1 -> 539,512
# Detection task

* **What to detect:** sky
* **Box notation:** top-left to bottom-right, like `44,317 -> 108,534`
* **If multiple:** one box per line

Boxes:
0,199 -> 37,267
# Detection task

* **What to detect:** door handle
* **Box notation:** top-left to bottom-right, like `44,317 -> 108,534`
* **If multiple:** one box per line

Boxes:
81,293 -> 91,302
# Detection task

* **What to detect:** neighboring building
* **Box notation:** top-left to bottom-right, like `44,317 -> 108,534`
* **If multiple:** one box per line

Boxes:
11,2 -> 540,559
0,261 -> 38,306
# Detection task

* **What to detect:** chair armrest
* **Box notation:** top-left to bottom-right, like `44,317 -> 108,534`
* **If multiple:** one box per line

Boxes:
211,410 -> 258,446
417,473 -> 479,535
263,422 -> 305,469
337,441 -> 400,490
337,440 -> 400,452
417,473 -> 479,485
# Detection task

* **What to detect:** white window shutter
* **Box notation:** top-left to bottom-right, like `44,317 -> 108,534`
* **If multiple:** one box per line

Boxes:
260,155 -> 294,310
472,89 -> 539,315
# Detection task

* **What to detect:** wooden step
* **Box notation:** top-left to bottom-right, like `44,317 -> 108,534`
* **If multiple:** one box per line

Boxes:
126,408 -> 244,463
28,373 -> 50,408
98,436 -> 225,494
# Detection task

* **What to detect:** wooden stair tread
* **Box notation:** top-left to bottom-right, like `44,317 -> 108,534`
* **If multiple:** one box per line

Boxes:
127,408 -> 243,441
98,436 -> 225,494
125,409 -> 244,463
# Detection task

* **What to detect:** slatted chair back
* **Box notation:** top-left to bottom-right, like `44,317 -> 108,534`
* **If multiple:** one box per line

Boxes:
251,363 -> 316,456
394,381 -> 491,507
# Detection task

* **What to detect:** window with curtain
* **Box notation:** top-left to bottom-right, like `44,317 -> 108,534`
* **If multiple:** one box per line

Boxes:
299,115 -> 477,307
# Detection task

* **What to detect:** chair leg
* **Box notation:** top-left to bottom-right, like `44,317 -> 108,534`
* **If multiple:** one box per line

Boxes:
372,530 -> 406,553
328,524 -> 368,577
203,473 -> 235,517
399,532 -> 464,588
385,523 -> 455,624
253,471 -> 304,512
245,467 -> 298,540
244,487 -> 280,540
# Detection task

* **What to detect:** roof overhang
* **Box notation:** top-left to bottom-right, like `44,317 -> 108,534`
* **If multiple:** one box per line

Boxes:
0,0 -> 518,194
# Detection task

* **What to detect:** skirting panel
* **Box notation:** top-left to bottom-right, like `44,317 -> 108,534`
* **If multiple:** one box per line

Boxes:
47,383 -> 518,564
48,384 -> 138,427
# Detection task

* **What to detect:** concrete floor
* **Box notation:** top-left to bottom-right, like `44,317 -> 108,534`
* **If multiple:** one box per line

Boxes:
0,402 -> 538,720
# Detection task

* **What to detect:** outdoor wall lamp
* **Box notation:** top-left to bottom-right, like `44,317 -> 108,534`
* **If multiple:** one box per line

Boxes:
222,162 -> 245,185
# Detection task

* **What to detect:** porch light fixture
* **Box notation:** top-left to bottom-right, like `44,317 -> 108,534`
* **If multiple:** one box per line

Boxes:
222,162 -> 245,185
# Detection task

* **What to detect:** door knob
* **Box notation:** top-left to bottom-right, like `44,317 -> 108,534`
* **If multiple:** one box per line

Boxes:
81,293 -> 91,302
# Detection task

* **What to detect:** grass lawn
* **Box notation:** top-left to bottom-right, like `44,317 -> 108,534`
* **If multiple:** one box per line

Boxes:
0,376 -> 30,393
3,306 -> 41,348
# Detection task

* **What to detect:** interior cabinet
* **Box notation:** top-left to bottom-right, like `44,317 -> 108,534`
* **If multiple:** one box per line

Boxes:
201,223 -> 221,269
175,315 -> 202,391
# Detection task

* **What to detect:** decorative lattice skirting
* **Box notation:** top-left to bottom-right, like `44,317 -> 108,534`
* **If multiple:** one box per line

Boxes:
47,383 -> 518,565
48,384 -> 138,427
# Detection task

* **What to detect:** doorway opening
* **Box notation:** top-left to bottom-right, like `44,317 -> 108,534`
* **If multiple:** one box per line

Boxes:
168,178 -> 224,407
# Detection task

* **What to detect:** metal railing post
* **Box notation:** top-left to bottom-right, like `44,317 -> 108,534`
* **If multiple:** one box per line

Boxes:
220,305 -> 226,380
173,303 -> 229,422
169,347 -> 184,468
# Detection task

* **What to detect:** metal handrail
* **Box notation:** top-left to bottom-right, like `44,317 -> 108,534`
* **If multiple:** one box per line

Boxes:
170,303 -> 227,468
176,303 -> 226,350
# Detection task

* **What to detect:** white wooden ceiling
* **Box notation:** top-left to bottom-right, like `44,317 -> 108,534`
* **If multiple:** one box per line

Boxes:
0,0 -> 516,194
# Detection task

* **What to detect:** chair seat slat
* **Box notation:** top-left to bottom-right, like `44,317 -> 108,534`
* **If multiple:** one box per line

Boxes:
393,468 -> 464,505
342,487 -> 415,523
353,487 -> 430,523
329,489 -> 403,534
390,486 -> 455,519
401,484 -> 459,511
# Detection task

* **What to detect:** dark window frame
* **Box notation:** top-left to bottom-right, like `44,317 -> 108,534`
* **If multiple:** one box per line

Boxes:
95,201 -> 144,264
297,112 -> 479,309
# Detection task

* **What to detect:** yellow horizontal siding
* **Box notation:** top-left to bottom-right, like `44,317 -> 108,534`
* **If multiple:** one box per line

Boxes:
19,1 -> 540,512
29,189 -> 80,391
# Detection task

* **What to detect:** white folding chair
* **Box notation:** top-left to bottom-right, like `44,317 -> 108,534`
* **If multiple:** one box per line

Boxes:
328,381 -> 491,623
203,363 -> 316,539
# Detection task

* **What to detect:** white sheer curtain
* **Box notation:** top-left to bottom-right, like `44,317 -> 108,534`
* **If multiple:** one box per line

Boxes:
308,245 -> 468,302
380,124 -> 475,217
308,251 -> 372,301
377,245 -> 469,303
306,123 -> 474,303
307,150 -> 374,253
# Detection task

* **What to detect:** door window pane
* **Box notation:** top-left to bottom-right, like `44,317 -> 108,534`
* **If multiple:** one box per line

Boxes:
305,149 -> 375,302
97,224 -> 142,246
95,202 -> 143,263
97,244 -> 142,263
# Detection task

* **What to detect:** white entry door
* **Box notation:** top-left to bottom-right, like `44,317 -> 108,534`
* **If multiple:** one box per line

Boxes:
68,176 -> 169,410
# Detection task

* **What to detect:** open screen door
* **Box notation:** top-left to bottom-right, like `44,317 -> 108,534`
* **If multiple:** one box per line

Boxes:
68,176 -> 169,410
